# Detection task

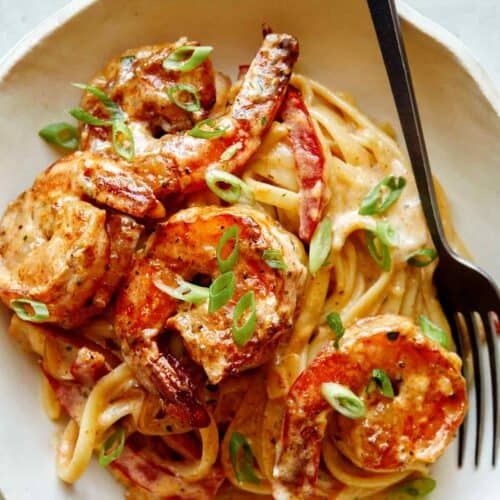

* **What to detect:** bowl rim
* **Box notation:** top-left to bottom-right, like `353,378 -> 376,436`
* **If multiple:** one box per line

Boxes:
0,0 -> 498,117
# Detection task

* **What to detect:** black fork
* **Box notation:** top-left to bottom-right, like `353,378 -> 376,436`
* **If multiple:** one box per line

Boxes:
367,0 -> 499,467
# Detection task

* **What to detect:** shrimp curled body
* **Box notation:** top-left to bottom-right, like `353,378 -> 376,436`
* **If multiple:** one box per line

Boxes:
80,33 -> 299,199
273,314 -> 467,499
0,151 -> 164,328
115,206 -> 307,429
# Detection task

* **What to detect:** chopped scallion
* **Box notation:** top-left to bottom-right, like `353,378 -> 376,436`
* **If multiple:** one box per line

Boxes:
229,431 -> 260,484
188,118 -> 227,139
321,382 -> 366,419
216,225 -> 239,273
163,45 -> 213,72
112,120 -> 135,161
167,83 -> 201,112
326,312 -> 344,349
99,427 -> 125,467
406,248 -> 438,267
233,290 -> 257,346
418,315 -> 449,349
10,299 -> 49,322
262,249 -> 287,270
309,217 -> 332,274
38,122 -> 79,150
154,277 -> 209,304
359,176 -> 406,215
208,271 -> 236,313
205,169 -> 254,204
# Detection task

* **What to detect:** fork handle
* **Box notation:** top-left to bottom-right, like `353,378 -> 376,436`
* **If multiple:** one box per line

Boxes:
366,0 -> 448,253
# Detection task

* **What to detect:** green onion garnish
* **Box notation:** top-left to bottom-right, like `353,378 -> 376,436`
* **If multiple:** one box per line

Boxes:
365,221 -> 398,272
418,315 -> 449,349
326,312 -> 344,349
10,299 -> 49,322
309,217 -> 332,274
205,169 -> 254,204
221,143 -> 242,161
216,225 -> 239,273
262,249 -> 287,270
167,83 -> 200,112
233,291 -> 257,346
188,118 -> 227,139
359,176 -> 406,215
154,277 -> 209,304
38,122 -> 79,150
72,83 -> 123,120
99,427 -> 125,467
208,271 -> 236,313
387,477 -> 436,499
375,220 -> 400,247
370,368 -> 394,398
69,108 -> 113,126
406,248 -> 438,267
321,382 -> 366,419
163,45 -> 213,72
229,432 -> 260,484
112,120 -> 135,161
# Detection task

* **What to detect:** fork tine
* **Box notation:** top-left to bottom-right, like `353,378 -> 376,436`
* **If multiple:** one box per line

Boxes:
454,313 -> 470,467
468,312 -> 484,467
485,312 -> 499,466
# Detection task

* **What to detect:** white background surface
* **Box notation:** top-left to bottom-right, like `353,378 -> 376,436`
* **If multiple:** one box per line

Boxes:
0,0 -> 500,89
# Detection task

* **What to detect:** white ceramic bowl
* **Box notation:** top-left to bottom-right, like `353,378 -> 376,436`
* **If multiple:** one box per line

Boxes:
0,1 -> 498,499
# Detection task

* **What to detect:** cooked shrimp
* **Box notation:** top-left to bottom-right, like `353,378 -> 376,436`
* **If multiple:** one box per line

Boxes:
273,314 -> 466,499
80,37 -> 217,150
115,206 -> 307,428
0,151 -> 165,328
79,32 -> 299,198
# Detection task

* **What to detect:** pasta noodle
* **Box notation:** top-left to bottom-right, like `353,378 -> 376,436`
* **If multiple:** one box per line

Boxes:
6,70 -> 464,499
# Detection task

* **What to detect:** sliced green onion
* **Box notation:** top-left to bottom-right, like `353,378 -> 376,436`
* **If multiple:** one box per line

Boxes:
112,120 -> 135,161
69,108 -> 113,126
418,315 -> 449,349
205,169 -> 254,204
387,477 -> 436,499
375,220 -> 399,247
321,382 -> 366,419
309,217 -> 332,274
167,83 -> 200,112
72,83 -> 123,120
38,122 -> 79,150
216,226 -> 239,273
263,249 -> 287,270
10,299 -> 49,322
233,290 -> 257,346
163,45 -> 213,72
154,277 -> 209,305
188,118 -> 227,139
221,143 -> 242,161
406,248 -> 438,267
209,271 -> 236,313
229,432 -> 260,484
371,368 -> 394,398
326,312 -> 344,349
99,427 -> 125,467
359,176 -> 406,215
365,221 -> 398,272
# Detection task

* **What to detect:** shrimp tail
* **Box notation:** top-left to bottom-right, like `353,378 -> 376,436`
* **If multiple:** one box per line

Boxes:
136,347 -> 210,428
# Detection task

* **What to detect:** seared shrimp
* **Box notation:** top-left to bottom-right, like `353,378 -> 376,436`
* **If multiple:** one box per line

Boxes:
80,32 -> 299,198
80,37 -> 217,148
273,314 -> 466,499
115,206 -> 306,428
0,151 -> 164,328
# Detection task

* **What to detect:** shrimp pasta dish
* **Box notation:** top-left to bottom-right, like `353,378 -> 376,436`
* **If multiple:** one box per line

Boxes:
1,27 -> 467,499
